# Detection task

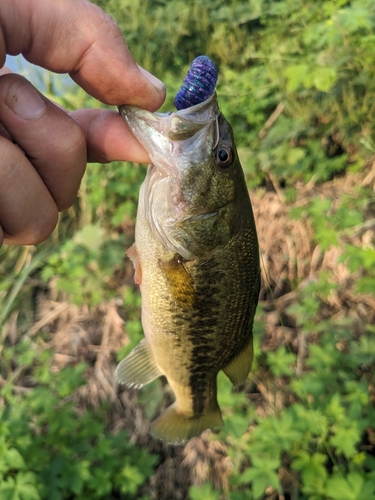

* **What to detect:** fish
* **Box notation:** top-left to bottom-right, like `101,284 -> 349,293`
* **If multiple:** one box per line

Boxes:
116,65 -> 260,445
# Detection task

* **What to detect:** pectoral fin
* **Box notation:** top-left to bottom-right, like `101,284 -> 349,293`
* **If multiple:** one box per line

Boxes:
126,243 -> 142,285
115,339 -> 162,388
222,339 -> 253,386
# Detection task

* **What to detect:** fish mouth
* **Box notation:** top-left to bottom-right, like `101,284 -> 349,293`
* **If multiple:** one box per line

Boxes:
119,93 -> 226,260
118,93 -> 219,172
187,211 -> 218,221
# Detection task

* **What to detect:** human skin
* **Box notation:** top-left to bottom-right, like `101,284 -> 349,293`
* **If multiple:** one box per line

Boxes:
0,0 -> 166,247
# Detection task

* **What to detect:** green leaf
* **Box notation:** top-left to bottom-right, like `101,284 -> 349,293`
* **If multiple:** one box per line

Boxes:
326,472 -> 375,500
355,276 -> 375,295
292,452 -> 327,487
330,422 -> 361,458
118,465 -> 145,495
4,449 -> 26,471
337,6 -> 373,33
15,471 -> 40,500
266,347 -> 296,377
312,67 -> 337,92
0,477 -> 17,500
286,147 -> 306,166
284,64 -> 309,92
189,482 -> 220,500
73,224 -> 105,251
222,412 -> 251,439
240,454 -> 280,499
0,473 -> 40,500
249,410 -> 303,457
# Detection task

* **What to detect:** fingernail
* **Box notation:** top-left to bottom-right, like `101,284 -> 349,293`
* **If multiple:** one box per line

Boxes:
6,80 -> 47,119
137,65 -> 166,92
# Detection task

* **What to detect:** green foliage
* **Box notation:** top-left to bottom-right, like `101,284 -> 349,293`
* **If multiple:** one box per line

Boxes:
85,161 -> 146,227
266,346 -> 296,377
2,0 -> 375,499
208,305 -> 375,499
239,455 -> 280,499
0,341 -> 155,500
326,472 -> 375,500
189,483 -> 221,500
0,247 -> 50,335
41,223 -> 127,307
98,0 -> 375,187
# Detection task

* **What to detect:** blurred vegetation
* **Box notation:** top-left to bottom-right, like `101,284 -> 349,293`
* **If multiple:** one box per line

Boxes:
1,0 -> 375,498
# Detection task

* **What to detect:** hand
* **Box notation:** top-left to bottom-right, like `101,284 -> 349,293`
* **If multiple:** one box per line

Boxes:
0,0 -> 166,247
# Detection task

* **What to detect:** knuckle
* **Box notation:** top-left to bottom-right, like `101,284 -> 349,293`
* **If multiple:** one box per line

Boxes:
59,118 -> 86,160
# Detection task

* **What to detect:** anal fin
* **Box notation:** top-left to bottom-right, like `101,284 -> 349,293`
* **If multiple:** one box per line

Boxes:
222,338 -> 253,386
115,339 -> 162,388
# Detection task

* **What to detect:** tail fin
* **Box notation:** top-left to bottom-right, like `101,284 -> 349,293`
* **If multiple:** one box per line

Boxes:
150,404 -> 223,445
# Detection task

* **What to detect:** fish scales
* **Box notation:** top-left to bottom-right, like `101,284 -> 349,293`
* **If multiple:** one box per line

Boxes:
117,65 -> 260,444
136,209 -> 258,428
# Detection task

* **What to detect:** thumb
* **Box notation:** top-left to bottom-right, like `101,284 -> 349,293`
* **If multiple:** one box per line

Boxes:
0,0 -> 166,110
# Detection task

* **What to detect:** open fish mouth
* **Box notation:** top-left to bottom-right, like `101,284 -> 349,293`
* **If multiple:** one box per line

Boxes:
118,92 -> 220,170
119,91 -> 225,260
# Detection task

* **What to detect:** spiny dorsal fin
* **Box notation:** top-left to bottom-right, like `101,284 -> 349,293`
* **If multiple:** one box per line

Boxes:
115,339 -> 163,388
222,339 -> 253,386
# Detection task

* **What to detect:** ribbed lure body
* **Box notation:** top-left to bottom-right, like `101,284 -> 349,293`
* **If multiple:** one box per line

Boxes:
174,55 -> 218,110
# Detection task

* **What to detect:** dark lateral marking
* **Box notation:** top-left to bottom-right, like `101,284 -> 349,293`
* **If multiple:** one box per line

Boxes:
185,258 -> 222,416
186,235 -> 260,416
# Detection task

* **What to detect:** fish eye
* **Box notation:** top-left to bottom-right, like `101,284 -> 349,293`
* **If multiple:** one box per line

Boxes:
216,145 -> 233,169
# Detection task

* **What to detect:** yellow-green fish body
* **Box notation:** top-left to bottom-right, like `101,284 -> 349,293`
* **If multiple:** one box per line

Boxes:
117,93 -> 260,444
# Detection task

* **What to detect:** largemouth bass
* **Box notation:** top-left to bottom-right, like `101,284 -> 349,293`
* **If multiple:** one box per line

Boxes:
116,69 -> 260,445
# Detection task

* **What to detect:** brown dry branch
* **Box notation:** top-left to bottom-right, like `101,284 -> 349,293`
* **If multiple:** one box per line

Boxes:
258,103 -> 285,140
28,302 -> 70,337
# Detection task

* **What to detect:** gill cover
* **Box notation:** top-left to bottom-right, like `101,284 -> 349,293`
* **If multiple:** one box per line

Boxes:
119,93 -> 230,260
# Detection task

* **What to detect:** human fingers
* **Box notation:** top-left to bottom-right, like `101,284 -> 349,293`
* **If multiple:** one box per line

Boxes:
0,73 -> 87,211
0,67 -> 146,165
70,108 -> 150,164
0,135 -> 58,245
0,0 -> 166,110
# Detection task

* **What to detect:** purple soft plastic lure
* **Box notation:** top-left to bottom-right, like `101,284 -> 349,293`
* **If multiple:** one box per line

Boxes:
174,55 -> 218,110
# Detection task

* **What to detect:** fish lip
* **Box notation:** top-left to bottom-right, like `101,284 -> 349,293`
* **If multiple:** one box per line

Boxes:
120,93 -> 225,260
119,91 -> 217,122
187,211 -> 218,221
185,201 -> 230,222
118,92 -> 219,163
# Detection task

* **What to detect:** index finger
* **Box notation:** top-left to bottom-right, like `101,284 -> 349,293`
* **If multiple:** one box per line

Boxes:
0,0 -> 166,110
